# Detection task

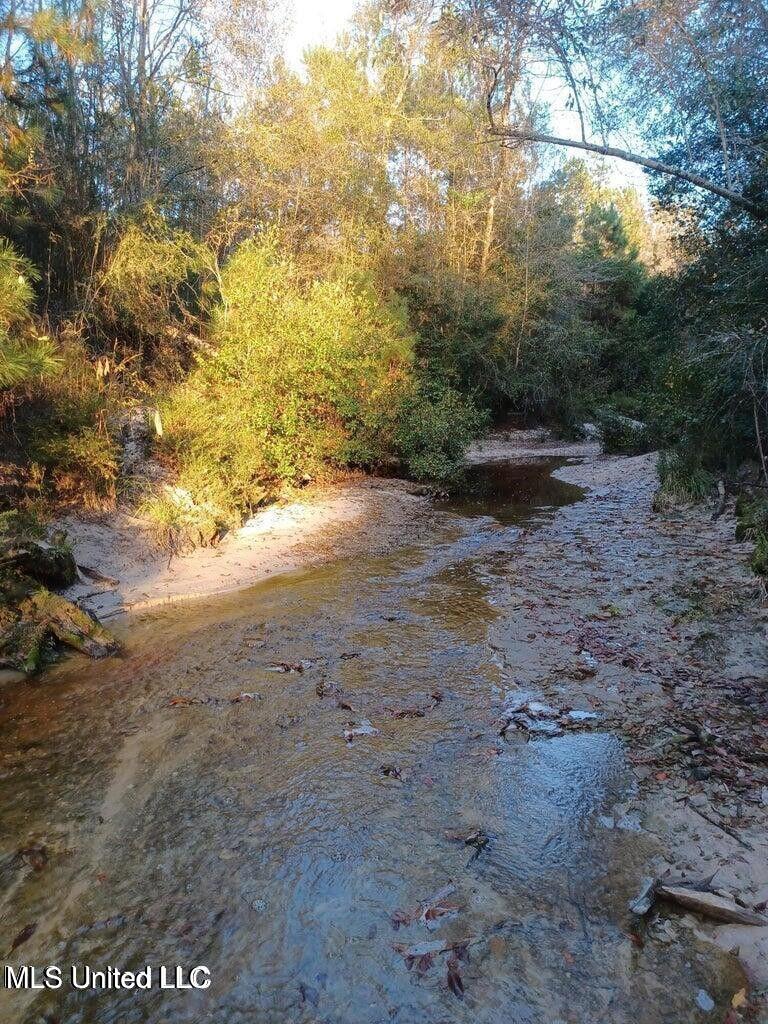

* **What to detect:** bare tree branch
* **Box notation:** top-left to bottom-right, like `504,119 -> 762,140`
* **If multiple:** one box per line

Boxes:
489,126 -> 766,219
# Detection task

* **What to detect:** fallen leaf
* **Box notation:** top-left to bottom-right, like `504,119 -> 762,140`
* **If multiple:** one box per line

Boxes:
415,953 -> 434,974
423,902 -> 459,929
731,988 -> 747,1009
9,922 -> 37,953
389,706 -> 426,719
446,956 -> 464,998
390,909 -> 411,930
343,720 -> 379,743
446,827 -> 491,859
16,843 -> 48,872
393,937 -> 473,963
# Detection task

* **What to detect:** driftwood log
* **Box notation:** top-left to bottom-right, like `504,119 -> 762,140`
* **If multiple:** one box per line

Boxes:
630,876 -> 768,927
656,884 -> 768,926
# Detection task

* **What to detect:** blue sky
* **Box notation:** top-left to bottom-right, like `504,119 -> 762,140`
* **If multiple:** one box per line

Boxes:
285,1 -> 648,196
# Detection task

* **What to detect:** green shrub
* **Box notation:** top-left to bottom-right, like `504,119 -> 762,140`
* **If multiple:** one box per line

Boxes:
138,486 -> 226,551
100,211 -> 215,357
37,424 -> 119,507
0,238 -> 60,390
735,494 -> 768,577
403,272 -> 507,411
395,382 -> 487,483
735,494 -> 768,541
3,335 -> 123,509
0,240 -> 119,511
0,237 -> 37,329
752,532 -> 768,577
0,508 -> 45,540
154,238 -> 416,526
503,319 -> 606,430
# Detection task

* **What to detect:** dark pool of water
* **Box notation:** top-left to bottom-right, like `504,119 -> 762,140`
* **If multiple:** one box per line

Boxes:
441,459 -> 584,525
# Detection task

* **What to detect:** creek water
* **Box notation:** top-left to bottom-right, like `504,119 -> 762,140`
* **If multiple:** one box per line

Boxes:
0,459 -> 741,1023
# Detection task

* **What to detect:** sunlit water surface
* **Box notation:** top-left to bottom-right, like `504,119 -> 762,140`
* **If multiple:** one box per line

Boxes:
0,460 -> 740,1023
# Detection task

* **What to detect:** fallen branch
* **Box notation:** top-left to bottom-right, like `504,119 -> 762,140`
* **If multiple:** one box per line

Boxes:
630,877 -> 768,926
656,884 -> 768,926
686,800 -> 755,851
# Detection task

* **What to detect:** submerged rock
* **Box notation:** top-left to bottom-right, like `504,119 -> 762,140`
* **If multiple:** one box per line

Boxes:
499,693 -> 601,738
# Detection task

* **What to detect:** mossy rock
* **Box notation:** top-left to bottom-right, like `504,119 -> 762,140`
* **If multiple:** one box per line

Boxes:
1,539 -> 78,588
0,518 -> 119,673
1,583 -> 119,673
0,615 -> 53,674
23,589 -> 119,659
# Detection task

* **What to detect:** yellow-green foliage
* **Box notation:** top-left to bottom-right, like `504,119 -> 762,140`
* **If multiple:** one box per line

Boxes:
16,335 -> 121,507
156,238 -> 415,523
0,238 -> 60,389
0,239 -> 116,511
101,212 -> 213,343
0,237 -> 37,328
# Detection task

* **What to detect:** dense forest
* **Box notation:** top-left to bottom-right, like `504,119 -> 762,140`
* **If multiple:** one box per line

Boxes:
1,0 -> 767,556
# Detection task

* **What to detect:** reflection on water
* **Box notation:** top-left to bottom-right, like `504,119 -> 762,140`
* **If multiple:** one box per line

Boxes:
0,460 -> 741,1023
442,458 -> 584,525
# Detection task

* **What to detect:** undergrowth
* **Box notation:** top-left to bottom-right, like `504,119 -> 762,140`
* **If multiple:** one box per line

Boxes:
143,238 -> 486,542
653,448 -> 714,509
735,494 -> 768,577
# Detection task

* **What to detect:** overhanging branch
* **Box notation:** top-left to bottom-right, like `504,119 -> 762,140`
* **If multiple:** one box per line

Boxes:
491,125 -> 767,219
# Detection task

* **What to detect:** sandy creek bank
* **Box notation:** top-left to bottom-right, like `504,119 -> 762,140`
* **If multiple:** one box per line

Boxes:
54,474 -> 436,620
1,429 -> 767,1023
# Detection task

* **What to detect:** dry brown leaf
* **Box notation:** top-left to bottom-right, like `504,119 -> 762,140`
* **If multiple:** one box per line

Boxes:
731,988 -> 747,1009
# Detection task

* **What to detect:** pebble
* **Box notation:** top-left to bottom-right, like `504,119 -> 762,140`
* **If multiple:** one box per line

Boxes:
695,990 -> 715,1013
688,793 -> 710,809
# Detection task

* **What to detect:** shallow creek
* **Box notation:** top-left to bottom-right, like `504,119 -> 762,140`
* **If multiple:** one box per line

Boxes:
0,459 -> 742,1023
